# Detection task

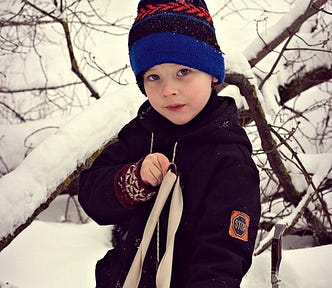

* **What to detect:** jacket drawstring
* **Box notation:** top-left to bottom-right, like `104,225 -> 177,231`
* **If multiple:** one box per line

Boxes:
149,133 -> 161,265
171,142 -> 178,163
150,132 -> 154,155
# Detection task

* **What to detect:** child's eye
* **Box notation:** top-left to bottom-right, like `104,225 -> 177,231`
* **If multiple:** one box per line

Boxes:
178,68 -> 190,76
146,74 -> 160,81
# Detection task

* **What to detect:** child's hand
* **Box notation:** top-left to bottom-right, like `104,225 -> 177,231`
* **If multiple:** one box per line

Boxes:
140,153 -> 170,187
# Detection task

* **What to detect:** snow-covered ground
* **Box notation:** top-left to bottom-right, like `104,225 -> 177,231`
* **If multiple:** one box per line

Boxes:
0,195 -> 331,288
0,196 -> 111,288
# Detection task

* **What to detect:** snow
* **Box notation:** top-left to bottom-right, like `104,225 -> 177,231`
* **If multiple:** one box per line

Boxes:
243,0 -> 312,60
0,195 -> 331,288
0,119 -> 64,176
0,0 -> 331,287
0,93 -> 140,240
242,243 -> 332,288
0,220 -> 111,288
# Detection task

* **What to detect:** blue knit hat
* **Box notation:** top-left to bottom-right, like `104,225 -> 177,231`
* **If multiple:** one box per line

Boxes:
128,0 -> 225,94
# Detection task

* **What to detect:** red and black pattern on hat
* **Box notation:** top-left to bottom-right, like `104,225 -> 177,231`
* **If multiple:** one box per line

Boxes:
129,0 -> 220,51
135,1 -> 212,22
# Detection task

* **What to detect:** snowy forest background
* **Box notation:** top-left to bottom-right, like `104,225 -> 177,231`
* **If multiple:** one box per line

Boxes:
0,0 -> 331,287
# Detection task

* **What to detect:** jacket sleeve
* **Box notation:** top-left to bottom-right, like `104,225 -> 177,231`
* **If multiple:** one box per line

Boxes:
186,145 -> 261,288
78,122 -> 150,225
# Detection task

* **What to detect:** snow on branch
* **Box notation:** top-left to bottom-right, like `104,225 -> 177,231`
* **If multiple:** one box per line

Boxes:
278,66 -> 332,105
0,95 -> 131,251
244,0 -> 328,67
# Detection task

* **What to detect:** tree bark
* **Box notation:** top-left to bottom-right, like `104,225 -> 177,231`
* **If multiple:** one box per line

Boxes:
278,66 -> 332,105
225,73 -> 332,254
225,73 -> 301,202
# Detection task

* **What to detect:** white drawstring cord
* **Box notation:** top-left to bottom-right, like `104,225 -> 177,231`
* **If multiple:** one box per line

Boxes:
150,133 -> 154,155
150,133 -> 161,265
172,142 -> 178,163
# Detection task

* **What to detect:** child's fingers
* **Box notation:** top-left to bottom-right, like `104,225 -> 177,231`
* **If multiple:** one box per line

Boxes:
141,153 -> 170,186
156,153 -> 170,176
147,166 -> 163,186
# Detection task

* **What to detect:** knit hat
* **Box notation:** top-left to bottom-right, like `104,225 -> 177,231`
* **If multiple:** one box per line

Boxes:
128,0 -> 225,94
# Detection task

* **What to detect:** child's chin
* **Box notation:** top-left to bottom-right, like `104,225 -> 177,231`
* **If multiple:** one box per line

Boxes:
168,117 -> 192,125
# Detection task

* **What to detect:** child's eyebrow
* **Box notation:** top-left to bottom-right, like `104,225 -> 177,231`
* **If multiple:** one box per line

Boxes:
145,70 -> 158,75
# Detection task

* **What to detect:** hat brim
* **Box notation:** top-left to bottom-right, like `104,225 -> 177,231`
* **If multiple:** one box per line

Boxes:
129,33 -> 225,85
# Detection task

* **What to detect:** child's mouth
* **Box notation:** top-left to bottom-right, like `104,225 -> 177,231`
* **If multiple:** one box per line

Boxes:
166,104 -> 185,111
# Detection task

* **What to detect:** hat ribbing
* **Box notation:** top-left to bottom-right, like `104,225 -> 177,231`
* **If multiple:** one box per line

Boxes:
128,0 -> 225,93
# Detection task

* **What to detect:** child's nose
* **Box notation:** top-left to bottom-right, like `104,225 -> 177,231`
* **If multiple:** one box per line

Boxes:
162,79 -> 179,97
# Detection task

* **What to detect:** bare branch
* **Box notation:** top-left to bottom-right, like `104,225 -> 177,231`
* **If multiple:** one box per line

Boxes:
0,101 -> 26,122
60,19 -> 100,99
225,73 -> 301,203
22,0 -> 100,99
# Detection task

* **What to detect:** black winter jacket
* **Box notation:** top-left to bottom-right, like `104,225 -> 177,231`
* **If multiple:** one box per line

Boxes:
78,92 -> 261,288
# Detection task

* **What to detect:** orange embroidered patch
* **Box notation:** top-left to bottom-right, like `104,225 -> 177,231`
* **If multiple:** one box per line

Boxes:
228,210 -> 250,242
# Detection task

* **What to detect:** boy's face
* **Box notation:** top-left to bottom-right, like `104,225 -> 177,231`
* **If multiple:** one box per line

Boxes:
143,63 -> 217,125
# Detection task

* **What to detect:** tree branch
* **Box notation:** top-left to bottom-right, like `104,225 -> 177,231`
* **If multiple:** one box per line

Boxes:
0,101 -> 26,122
278,66 -> 332,105
0,138 -> 116,252
225,73 -> 302,204
0,64 -> 129,94
60,20 -> 100,99
21,0 -> 100,99
248,0 -> 328,67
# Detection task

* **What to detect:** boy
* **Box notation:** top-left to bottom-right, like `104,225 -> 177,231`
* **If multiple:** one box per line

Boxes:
79,0 -> 261,287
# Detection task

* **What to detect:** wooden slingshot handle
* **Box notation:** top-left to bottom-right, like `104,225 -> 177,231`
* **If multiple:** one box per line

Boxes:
123,164 -> 183,288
